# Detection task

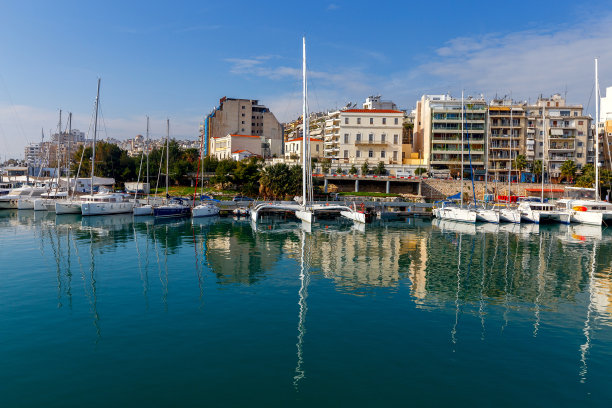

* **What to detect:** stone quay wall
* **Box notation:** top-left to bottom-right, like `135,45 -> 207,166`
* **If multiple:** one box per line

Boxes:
421,178 -> 565,201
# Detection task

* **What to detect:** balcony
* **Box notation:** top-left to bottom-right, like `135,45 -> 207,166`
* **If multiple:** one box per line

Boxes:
355,141 -> 388,147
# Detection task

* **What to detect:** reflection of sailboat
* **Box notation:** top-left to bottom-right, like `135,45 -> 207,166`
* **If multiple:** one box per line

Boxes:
293,228 -> 310,388
434,218 -> 477,235
579,241 -> 598,383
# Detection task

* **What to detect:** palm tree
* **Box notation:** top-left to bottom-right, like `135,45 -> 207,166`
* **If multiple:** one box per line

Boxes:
513,154 -> 527,183
532,160 -> 543,183
560,159 -> 577,183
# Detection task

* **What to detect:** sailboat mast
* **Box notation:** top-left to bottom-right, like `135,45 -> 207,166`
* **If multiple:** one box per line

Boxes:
57,109 -> 62,191
146,115 -> 150,204
67,112 -> 72,194
595,58 -> 600,201
166,118 -> 169,198
302,37 -> 308,207
508,97 -> 513,199
541,102 -> 545,204
461,90 -> 464,207
91,78 -> 101,196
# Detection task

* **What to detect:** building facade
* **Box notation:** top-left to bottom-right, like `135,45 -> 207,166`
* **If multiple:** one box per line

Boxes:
414,94 -> 487,177
202,97 -> 283,158
210,134 -> 263,160
284,137 -> 324,160
323,108 -> 404,165
488,99 -> 526,182
525,94 -> 591,179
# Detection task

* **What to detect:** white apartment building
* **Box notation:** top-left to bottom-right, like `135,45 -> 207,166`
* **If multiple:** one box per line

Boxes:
210,134 -> 263,160
600,86 -> 612,122
323,108 -> 404,165
413,94 -> 487,177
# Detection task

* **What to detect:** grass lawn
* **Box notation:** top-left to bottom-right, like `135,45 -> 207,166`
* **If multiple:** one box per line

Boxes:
151,186 -> 240,200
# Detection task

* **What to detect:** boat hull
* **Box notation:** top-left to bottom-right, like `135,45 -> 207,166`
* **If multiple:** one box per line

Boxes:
571,210 -> 603,226
81,202 -> 134,216
17,199 -> 34,210
340,210 -> 366,224
435,207 -> 477,223
133,205 -> 154,216
476,209 -> 500,224
499,208 -> 521,224
154,206 -> 191,218
55,201 -> 82,214
192,205 -> 220,218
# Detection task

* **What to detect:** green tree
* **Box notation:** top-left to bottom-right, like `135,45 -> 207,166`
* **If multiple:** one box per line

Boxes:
560,160 -> 577,183
361,160 -> 369,175
513,154 -> 527,182
532,160 -> 543,183
374,161 -> 386,175
233,158 -> 261,196
576,163 -> 595,188
415,167 -> 427,176
336,167 -> 343,174
349,164 -> 358,175
212,159 -> 237,189
259,163 -> 302,199
320,159 -> 331,174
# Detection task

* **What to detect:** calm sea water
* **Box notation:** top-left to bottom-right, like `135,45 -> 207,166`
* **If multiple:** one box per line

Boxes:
1,210 -> 611,407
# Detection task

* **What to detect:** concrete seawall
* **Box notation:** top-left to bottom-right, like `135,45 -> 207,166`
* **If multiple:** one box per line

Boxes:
421,179 -> 565,200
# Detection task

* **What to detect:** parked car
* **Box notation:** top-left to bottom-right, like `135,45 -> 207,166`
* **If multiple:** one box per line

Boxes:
232,196 -> 254,202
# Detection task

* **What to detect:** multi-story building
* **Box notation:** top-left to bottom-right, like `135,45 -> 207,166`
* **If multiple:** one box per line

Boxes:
201,97 -> 283,158
24,143 -> 44,167
284,137 -> 324,160
414,94 -> 487,177
210,134 -> 263,160
323,101 -> 404,165
488,99 -> 526,182
525,94 -> 591,179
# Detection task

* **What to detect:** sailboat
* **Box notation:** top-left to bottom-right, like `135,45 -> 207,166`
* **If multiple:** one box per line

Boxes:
434,91 -> 478,223
133,116 -> 154,216
295,37 -> 314,224
518,100 -> 571,224
153,119 -> 191,218
80,79 -> 134,216
192,118 -> 220,218
555,59 -> 612,225
497,100 -> 521,223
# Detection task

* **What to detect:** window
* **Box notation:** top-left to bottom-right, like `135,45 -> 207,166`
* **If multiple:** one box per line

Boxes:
242,113 -> 245,117
578,141 -> 583,147
578,121 -> 584,125
344,150 -> 348,158
345,117 -> 349,124
356,150 -> 361,158
344,134 -> 349,143
577,153 -> 583,158
357,118 -> 361,124
574,112 -> 578,116
381,150 -> 386,158
394,134 -> 399,144
241,121 -> 245,124
242,106 -> 245,109
356,133 -> 361,142
539,142 -> 543,146
381,134 -> 386,143
368,150 -> 374,158
394,118 -> 399,125
382,118 -> 386,125
368,133 -> 374,142
316,145 -> 319,152
393,151 -> 398,161
370,118 -> 374,125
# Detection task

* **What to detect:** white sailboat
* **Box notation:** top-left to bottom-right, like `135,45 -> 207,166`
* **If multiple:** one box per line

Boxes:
80,79 -> 134,216
555,59 -> 612,226
133,116 -> 154,216
435,91 -> 478,223
519,100 -> 570,224
498,100 -> 521,223
192,116 -> 219,218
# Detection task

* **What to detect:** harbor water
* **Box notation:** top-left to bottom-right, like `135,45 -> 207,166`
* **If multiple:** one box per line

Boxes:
1,210 -> 611,406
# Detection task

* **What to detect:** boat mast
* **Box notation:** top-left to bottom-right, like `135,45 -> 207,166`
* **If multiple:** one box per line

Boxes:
302,37 -> 308,209
508,96 -> 513,201
67,112 -> 72,194
541,101 -> 545,204
57,109 -> 62,191
146,115 -> 150,204
166,118 -> 169,199
461,90 -> 464,207
595,58 -> 600,201
91,78 -> 100,196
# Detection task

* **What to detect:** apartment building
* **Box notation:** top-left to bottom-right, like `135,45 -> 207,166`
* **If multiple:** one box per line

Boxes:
488,99 -> 526,182
284,137 -> 324,160
210,134 -> 263,160
323,106 -> 403,165
414,94 -> 487,177
525,94 -> 591,179
202,97 -> 283,158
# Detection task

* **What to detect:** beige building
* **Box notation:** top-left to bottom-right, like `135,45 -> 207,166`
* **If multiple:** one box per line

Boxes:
414,94 -> 487,178
210,134 -> 262,160
323,107 -> 404,165
202,97 -> 283,158
284,137 -> 324,160
488,100 -> 526,182
525,94 -> 591,179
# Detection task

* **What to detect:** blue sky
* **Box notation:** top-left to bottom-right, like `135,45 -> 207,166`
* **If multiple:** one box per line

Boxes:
1,0 -> 611,158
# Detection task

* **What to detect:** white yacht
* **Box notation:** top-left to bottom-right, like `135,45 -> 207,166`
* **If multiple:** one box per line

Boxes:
518,201 -> 570,224
192,202 -> 220,218
498,206 -> 521,223
0,185 -> 47,209
555,187 -> 612,226
434,202 -> 477,223
475,206 -> 500,223
81,192 -> 134,216
55,198 -> 83,214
